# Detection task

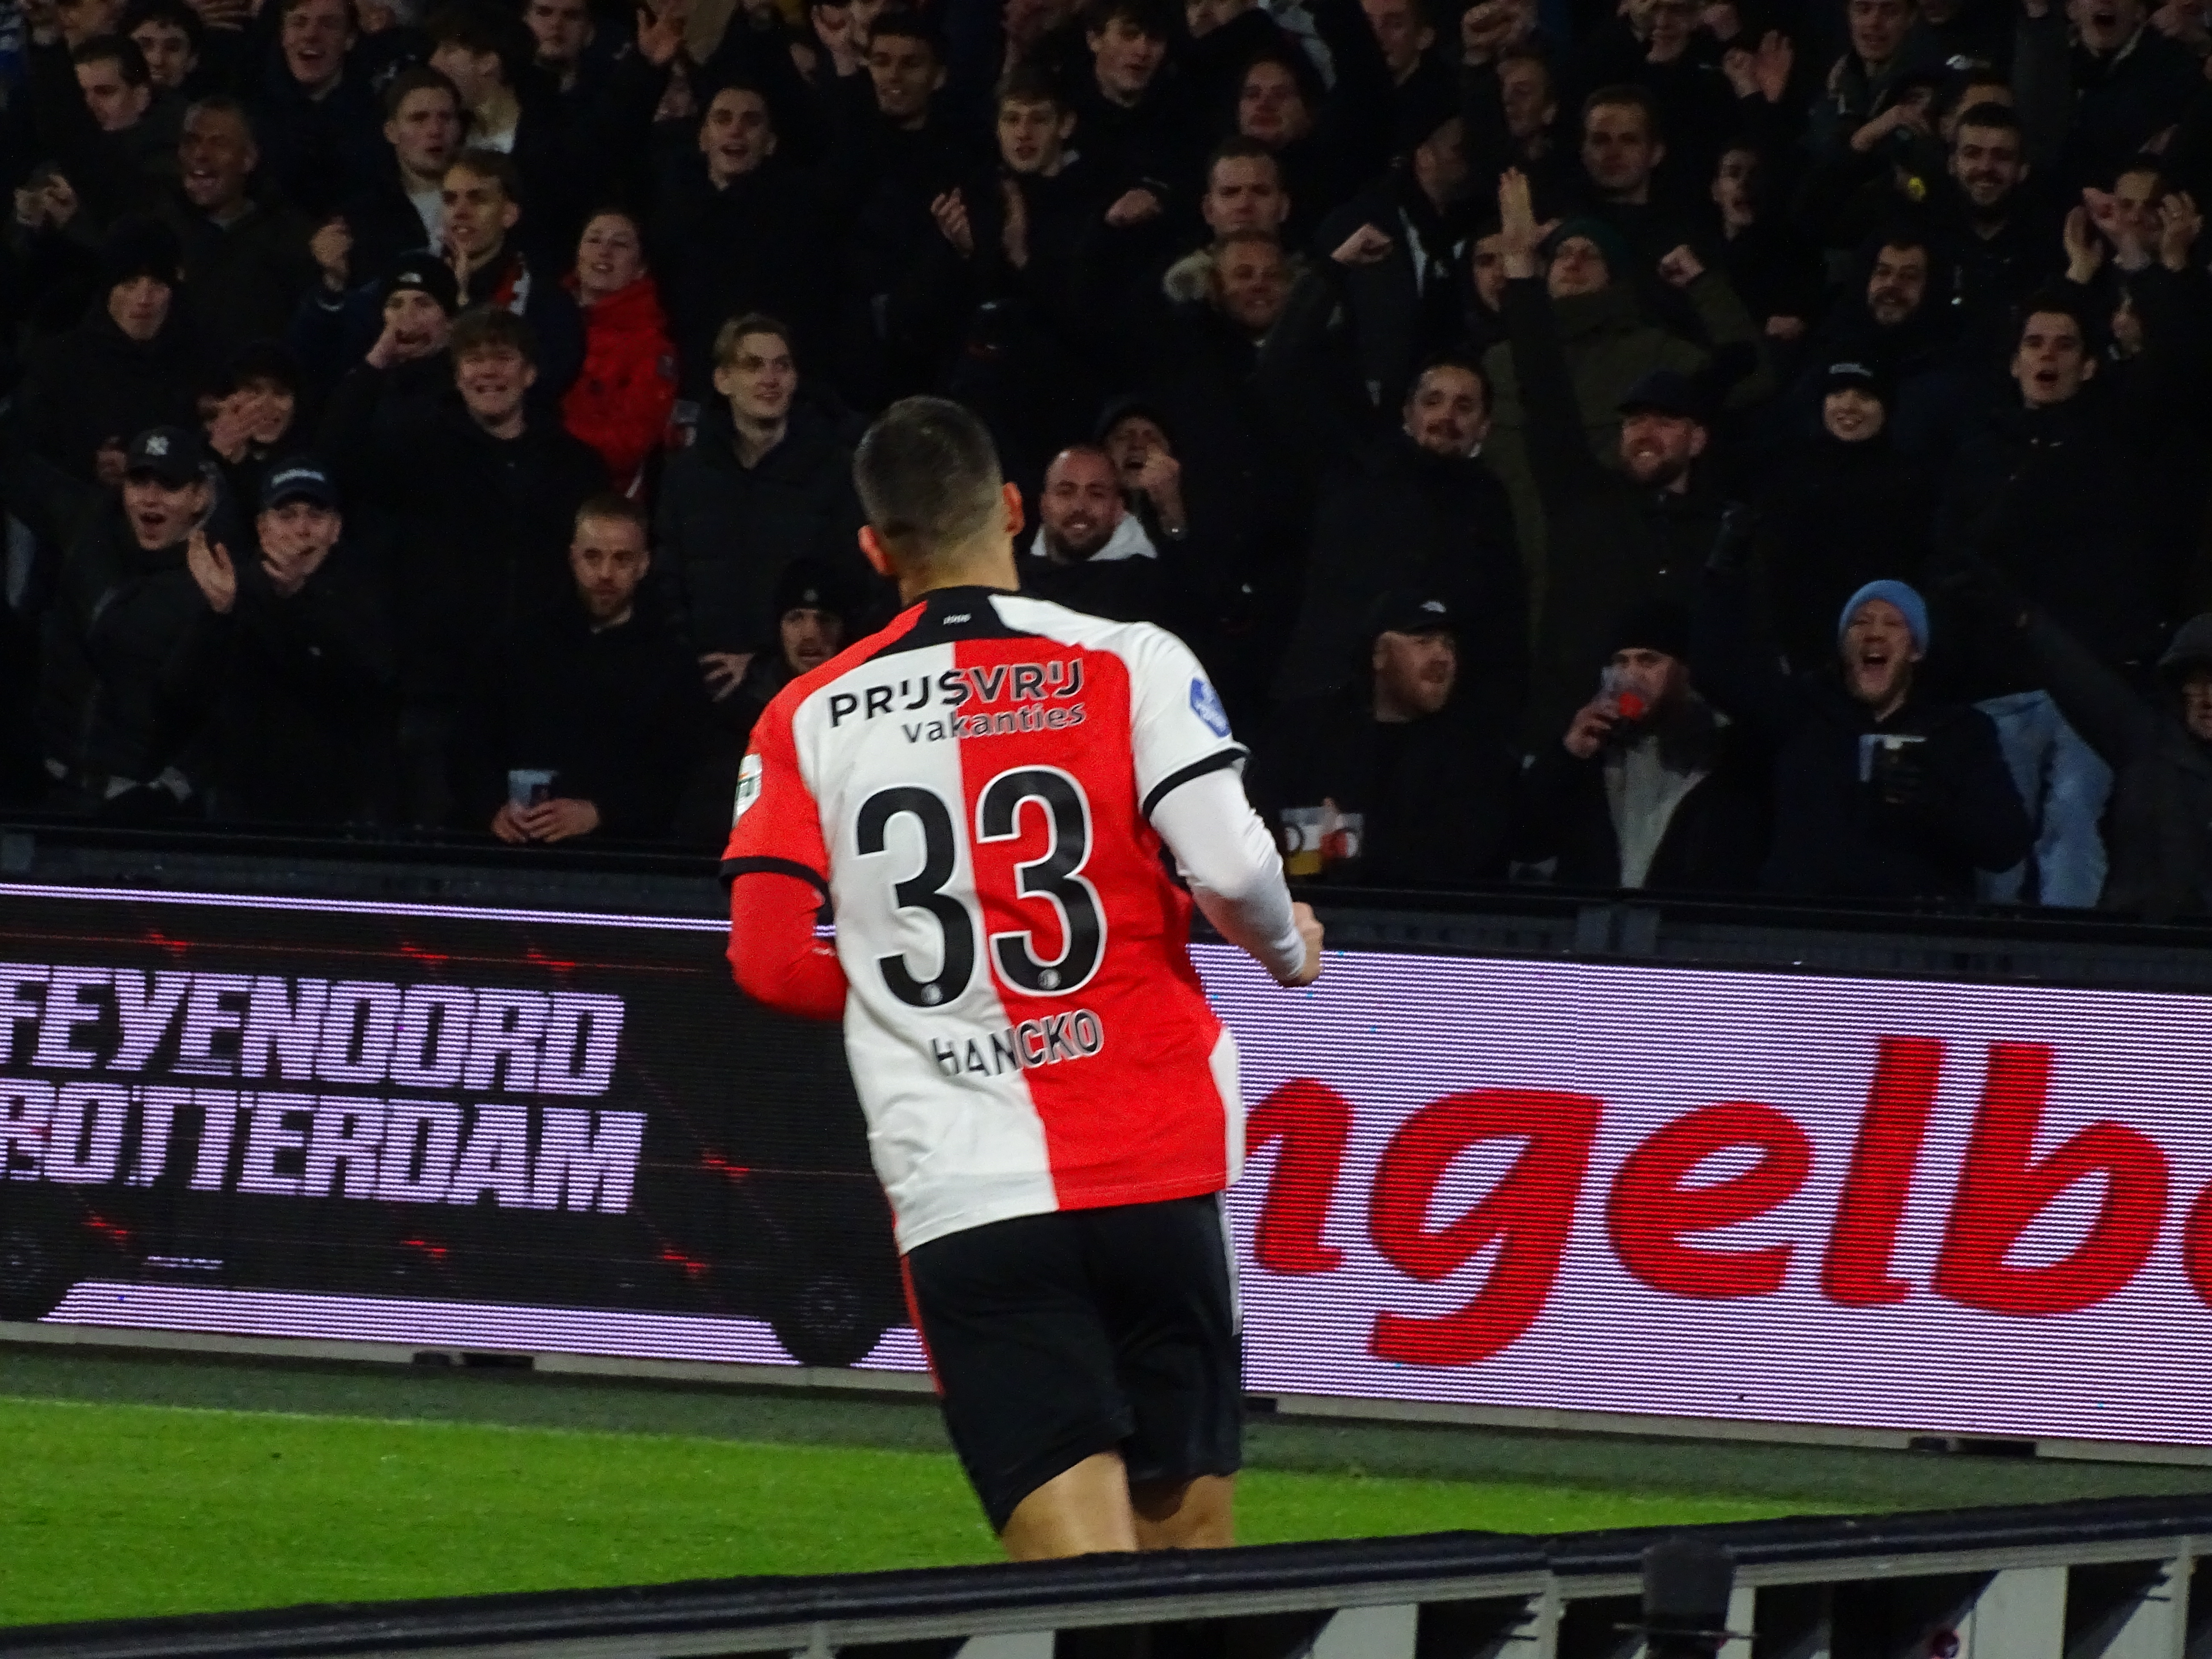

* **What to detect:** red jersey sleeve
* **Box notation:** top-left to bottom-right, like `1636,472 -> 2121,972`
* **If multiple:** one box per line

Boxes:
721,693 -> 830,885
727,871 -> 847,1020
722,696 -> 847,1021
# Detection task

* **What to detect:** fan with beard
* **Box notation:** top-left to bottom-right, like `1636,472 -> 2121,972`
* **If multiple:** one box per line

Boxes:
1013,445 -> 1163,624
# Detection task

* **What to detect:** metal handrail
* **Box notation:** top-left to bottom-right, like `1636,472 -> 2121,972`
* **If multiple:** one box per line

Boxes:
11,1494 -> 2212,1658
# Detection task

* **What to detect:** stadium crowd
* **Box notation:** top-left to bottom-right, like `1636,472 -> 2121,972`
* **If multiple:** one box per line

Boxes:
3,0 -> 2212,913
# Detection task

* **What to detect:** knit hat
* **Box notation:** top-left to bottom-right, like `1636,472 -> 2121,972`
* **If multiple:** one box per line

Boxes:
97,217 -> 183,291
1603,597 -> 1693,662
771,557 -> 852,627
1543,216 -> 1629,284
1838,579 -> 1930,653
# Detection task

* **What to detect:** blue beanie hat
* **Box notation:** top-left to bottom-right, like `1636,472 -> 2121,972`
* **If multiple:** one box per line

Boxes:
1838,579 -> 1930,653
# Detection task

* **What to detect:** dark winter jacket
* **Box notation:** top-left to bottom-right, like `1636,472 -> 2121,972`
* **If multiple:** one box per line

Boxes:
721,647 -> 803,752
1621,52 -> 1748,201
1247,684 -> 1522,891
35,501 -> 230,787
1499,274 -> 1738,745
650,156 -> 833,401
332,173 -> 439,288
203,536 -> 396,824
1483,273 -> 1767,624
1273,431 -> 1525,730
245,57 -> 389,221
1924,186 -> 2066,364
1062,77 -> 1187,202
12,302 -> 203,493
1696,568 -> 2032,901
1138,302 -> 1314,719
1015,539 -> 1164,626
1936,394 -> 2181,700
2015,12 -> 2203,190
1516,702 -> 1769,892
458,591 -> 707,842
903,157 -> 1109,493
1714,218 -> 1828,338
827,111 -> 989,406
1313,175 -> 1470,414
319,364 -> 608,706
159,192 -> 321,366
655,403 -> 869,659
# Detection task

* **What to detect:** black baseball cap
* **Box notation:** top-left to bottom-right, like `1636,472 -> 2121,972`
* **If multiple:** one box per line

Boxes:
1368,589 -> 1457,641
381,254 -> 460,314
122,426 -> 205,487
1617,368 -> 1711,423
1821,359 -> 1892,406
260,458 -> 338,512
1094,393 -> 1175,448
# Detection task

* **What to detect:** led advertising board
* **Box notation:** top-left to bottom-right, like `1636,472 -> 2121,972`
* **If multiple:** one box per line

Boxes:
8,883 -> 2211,1448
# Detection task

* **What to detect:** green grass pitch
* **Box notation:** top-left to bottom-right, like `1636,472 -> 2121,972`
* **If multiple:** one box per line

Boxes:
7,1348 -> 2212,1631
0,1395 -> 1817,1627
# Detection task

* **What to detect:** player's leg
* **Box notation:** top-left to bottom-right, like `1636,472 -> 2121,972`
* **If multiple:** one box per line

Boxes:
1129,1472 -> 1236,1550
1003,1451 -> 1141,1559
1089,1194 -> 1245,1552
902,1212 -> 1141,1557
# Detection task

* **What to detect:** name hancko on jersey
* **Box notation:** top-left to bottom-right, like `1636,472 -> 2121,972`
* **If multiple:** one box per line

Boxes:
930,1009 -> 1105,1079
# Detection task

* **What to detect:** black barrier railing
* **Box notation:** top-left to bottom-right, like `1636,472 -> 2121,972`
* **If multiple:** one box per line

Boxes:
12,813 -> 2212,996
0,816 -> 730,919
9,1493 -> 2212,1657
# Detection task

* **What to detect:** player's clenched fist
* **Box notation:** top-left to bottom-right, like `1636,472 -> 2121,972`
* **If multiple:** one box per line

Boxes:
1280,902 -> 1324,987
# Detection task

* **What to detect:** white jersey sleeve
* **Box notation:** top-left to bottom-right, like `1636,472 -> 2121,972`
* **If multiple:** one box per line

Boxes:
1119,623 -> 1303,984
1122,624 -> 1248,818
1150,766 -> 1305,983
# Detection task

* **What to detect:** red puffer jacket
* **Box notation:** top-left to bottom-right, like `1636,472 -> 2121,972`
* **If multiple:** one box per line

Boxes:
561,273 -> 678,494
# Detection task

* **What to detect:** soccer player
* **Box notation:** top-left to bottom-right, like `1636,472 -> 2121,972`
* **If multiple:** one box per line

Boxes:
723,396 -> 1321,1559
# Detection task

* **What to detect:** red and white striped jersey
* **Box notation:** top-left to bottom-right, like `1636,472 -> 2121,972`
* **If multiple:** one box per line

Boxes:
722,587 -> 1249,1251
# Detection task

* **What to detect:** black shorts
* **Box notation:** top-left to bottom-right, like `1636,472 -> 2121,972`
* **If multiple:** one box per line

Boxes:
901,1193 -> 1244,1532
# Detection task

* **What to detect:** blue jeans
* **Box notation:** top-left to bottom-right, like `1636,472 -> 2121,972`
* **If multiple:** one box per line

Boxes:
1974,690 -> 2113,908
